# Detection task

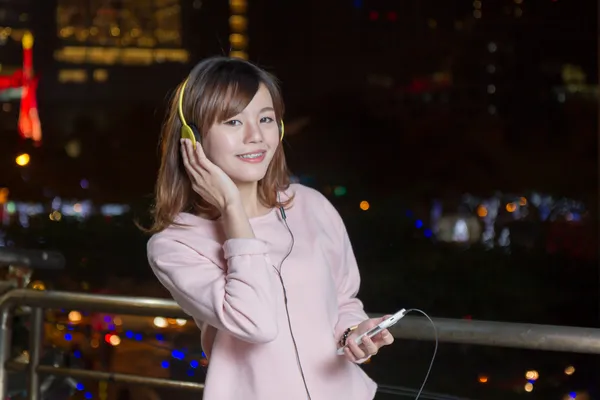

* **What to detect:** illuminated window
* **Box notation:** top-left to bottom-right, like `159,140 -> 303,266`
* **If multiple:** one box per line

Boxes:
54,46 -> 189,65
229,50 -> 248,60
56,0 -> 183,49
0,27 -> 27,43
155,2 -> 182,46
54,46 -> 87,63
229,33 -> 248,49
229,15 -> 248,32
155,48 -> 189,63
229,0 -> 247,57
230,0 -> 247,14
93,69 -> 108,82
58,69 -> 87,83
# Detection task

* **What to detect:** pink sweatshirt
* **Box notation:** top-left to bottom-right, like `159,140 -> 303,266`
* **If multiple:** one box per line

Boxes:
147,184 -> 377,399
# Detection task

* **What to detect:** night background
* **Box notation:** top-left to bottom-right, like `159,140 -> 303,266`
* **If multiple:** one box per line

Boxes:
0,0 -> 598,399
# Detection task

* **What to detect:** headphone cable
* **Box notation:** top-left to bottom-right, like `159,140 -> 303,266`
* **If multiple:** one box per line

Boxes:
273,201 -> 313,400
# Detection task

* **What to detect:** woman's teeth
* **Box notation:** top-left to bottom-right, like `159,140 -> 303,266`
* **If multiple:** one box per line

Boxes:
238,152 -> 264,159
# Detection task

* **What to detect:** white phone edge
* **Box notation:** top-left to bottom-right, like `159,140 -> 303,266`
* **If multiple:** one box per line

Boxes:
336,309 -> 407,355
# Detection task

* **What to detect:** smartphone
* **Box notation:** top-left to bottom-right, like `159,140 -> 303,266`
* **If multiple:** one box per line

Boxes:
337,309 -> 406,355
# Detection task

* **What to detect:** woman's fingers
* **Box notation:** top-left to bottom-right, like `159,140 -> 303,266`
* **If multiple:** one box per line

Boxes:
189,139 -> 214,172
380,329 -> 394,345
179,138 -> 241,211
361,335 -> 379,356
347,335 -> 366,360
182,140 -> 207,177
181,143 -> 196,178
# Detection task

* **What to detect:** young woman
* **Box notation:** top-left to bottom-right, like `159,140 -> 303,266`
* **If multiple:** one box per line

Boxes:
146,56 -> 394,400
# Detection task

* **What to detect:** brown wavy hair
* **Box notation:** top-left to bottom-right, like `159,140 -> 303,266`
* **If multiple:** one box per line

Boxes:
145,57 -> 293,234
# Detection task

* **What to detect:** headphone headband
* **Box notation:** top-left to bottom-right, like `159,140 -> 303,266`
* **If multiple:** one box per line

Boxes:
178,78 -> 198,148
177,77 -> 284,148
178,78 -> 190,128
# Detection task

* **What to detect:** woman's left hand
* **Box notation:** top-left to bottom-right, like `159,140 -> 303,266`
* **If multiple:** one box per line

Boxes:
342,316 -> 395,363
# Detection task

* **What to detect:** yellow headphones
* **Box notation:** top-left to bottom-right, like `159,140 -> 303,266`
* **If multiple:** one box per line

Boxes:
178,78 -> 284,149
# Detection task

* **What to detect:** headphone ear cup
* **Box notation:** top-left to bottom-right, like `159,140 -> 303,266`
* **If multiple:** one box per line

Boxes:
181,125 -> 197,149
190,124 -> 202,145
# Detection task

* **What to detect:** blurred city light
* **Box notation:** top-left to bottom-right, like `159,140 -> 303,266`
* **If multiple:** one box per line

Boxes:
154,316 -> 168,328
0,187 -> 8,204
15,153 -> 30,166
333,186 -> 347,196
564,365 -> 575,375
68,311 -> 82,323
525,370 -> 539,380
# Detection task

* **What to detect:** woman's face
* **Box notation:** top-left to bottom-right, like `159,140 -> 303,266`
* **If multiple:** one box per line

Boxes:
203,84 -> 280,185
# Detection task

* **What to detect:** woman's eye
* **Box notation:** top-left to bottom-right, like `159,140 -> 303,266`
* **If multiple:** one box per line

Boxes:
224,120 -> 242,126
260,116 -> 274,123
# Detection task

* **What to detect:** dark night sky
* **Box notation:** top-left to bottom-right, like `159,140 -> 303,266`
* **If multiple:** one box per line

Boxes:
0,0 -> 596,202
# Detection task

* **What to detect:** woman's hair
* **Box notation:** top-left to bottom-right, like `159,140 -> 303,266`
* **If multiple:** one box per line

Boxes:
145,56 -> 293,234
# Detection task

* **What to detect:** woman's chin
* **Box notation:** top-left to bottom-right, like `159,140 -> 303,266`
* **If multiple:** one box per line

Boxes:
230,172 -> 268,186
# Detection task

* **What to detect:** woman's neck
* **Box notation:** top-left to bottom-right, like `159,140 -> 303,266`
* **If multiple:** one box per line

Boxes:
236,182 -> 270,218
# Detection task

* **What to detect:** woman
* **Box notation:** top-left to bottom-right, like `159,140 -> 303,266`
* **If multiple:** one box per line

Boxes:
146,56 -> 394,400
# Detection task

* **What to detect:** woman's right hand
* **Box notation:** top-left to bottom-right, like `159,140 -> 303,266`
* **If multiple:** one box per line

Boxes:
181,139 -> 241,213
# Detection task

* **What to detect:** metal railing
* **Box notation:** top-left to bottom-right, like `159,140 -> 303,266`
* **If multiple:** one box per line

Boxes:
1,288 -> 600,399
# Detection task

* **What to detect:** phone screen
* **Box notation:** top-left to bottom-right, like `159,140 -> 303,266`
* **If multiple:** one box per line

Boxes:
365,325 -> 383,338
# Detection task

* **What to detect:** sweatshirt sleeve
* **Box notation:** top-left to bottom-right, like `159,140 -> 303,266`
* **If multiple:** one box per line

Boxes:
147,236 -> 279,344
324,200 -> 370,341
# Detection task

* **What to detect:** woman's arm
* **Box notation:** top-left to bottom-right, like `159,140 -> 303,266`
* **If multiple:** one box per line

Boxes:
148,234 -> 279,344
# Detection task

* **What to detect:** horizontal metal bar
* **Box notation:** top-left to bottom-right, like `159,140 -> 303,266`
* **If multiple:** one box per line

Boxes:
5,361 -> 204,392
4,362 -> 459,399
0,289 -> 187,318
377,384 -> 474,400
387,315 -> 600,354
0,283 -> 15,297
2,289 -> 600,354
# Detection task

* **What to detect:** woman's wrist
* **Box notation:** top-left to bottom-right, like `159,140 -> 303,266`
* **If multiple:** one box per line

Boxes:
339,325 -> 358,348
221,204 -> 255,239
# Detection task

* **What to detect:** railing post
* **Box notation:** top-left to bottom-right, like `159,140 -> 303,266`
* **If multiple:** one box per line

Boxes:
0,305 -> 13,399
27,307 -> 44,400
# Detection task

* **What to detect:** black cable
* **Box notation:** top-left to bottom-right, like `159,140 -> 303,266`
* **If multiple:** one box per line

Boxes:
404,309 -> 439,400
272,204 -> 312,400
